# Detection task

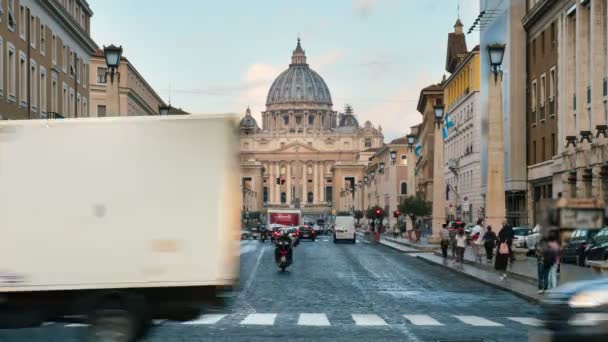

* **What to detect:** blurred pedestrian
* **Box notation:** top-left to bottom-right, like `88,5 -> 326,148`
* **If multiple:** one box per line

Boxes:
495,237 -> 510,280
546,232 -> 560,290
455,228 -> 467,264
498,221 -> 515,262
449,224 -> 458,259
440,223 -> 450,258
483,226 -> 497,262
471,219 -> 485,263
536,237 -> 550,294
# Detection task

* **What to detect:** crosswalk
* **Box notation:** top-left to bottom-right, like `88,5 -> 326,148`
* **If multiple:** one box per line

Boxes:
57,313 -> 540,329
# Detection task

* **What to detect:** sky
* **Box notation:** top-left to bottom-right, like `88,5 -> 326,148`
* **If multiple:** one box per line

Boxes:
89,0 -> 480,142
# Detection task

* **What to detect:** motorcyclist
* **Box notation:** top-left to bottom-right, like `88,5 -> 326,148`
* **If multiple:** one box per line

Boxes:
274,229 -> 293,264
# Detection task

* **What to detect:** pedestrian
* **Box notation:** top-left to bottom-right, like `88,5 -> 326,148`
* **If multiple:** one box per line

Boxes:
546,231 -> 560,290
498,221 -> 515,262
471,219 -> 485,263
483,226 -> 497,262
455,228 -> 467,264
440,223 -> 450,258
536,237 -> 550,294
449,224 -> 458,259
495,237 -> 510,280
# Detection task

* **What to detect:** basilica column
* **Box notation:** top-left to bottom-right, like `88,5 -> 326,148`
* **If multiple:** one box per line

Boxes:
319,161 -> 325,203
275,162 -> 281,204
302,162 -> 307,206
313,162 -> 319,203
286,162 -> 292,206
268,162 -> 274,204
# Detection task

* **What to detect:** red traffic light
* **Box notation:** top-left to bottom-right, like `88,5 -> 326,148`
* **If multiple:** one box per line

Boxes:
375,209 -> 381,215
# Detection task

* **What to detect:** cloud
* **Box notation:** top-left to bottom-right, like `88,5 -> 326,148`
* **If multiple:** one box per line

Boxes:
315,49 -> 345,70
353,0 -> 379,15
237,63 -> 281,119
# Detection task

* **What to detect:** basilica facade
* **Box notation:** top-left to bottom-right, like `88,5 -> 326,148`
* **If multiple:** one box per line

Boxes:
239,40 -> 384,218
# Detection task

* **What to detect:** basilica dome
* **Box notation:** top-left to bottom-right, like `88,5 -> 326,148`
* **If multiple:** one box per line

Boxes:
266,39 -> 332,107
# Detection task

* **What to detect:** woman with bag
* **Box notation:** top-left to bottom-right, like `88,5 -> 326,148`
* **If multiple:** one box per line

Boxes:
495,237 -> 510,280
455,228 -> 467,264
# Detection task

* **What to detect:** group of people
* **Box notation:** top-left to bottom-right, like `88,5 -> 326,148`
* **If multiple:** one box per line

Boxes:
439,219 -> 561,290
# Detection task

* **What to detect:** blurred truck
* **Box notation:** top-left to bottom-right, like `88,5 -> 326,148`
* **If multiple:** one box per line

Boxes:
0,115 -> 240,340
267,209 -> 301,227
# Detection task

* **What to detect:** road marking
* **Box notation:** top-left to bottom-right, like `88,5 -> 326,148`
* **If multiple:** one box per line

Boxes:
240,244 -> 257,255
65,323 -> 89,328
297,313 -> 331,326
183,314 -> 227,325
506,317 -> 541,326
402,314 -> 444,326
240,313 -> 277,325
453,315 -> 503,326
352,314 -> 388,326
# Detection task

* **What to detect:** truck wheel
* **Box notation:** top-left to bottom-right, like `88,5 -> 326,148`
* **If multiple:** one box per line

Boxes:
85,298 -> 143,342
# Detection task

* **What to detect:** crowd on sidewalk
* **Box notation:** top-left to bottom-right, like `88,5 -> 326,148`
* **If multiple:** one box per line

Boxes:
439,219 -> 561,294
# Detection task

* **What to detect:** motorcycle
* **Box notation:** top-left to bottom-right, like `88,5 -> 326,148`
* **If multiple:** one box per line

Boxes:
260,229 -> 268,243
274,236 -> 293,272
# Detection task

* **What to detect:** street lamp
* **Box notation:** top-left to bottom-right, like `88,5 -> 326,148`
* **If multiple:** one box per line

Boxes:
371,170 -> 376,179
364,176 -> 369,183
434,104 -> 444,126
379,162 -> 385,174
488,43 -> 506,79
103,44 -> 123,83
390,150 -> 397,164
406,134 -> 416,151
358,180 -> 363,188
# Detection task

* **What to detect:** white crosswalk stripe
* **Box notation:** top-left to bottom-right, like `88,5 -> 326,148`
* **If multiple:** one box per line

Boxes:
453,315 -> 503,326
352,314 -> 388,326
297,313 -> 331,326
65,323 -> 89,328
402,314 -> 444,326
240,313 -> 277,325
506,317 -> 541,326
183,314 -> 227,325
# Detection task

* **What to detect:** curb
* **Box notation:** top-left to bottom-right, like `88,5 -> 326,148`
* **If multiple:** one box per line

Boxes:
413,254 -> 541,303
378,240 -> 432,253
383,237 -> 439,252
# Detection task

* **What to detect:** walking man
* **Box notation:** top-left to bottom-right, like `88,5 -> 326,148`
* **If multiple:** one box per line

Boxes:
440,223 -> 450,258
483,226 -> 497,262
471,219 -> 485,263
536,237 -> 550,294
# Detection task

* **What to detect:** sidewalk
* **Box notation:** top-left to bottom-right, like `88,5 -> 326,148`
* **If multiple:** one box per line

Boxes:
381,234 -> 439,252
378,237 -> 602,303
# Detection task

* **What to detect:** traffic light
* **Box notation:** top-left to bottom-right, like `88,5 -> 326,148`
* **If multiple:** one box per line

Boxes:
393,210 -> 400,218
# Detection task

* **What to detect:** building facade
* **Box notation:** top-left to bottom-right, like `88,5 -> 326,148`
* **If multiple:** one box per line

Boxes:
479,0 -> 528,226
238,40 -> 384,218
443,44 -> 482,224
0,0 -> 97,120
89,50 -> 167,116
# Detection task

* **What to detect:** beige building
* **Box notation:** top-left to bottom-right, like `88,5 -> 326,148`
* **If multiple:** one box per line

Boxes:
89,49 -> 167,116
238,40 -> 384,219
0,0 -> 97,120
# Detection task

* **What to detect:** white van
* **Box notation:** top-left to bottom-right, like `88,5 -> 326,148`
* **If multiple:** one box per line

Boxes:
333,215 -> 356,243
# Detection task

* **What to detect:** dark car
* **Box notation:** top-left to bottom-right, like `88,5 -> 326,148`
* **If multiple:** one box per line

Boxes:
298,225 -> 317,241
530,278 -> 608,342
585,227 -> 608,262
562,229 -> 601,266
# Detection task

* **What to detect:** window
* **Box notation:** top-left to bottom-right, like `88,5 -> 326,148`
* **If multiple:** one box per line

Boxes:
551,133 -> 556,157
62,83 -> 68,115
540,74 -> 546,120
283,115 -> 289,125
19,51 -> 26,107
0,37 -> 3,97
39,23 -> 45,55
532,140 -> 537,164
8,0 -> 15,31
82,98 -> 87,117
83,64 -> 87,88
52,35 -> 56,64
531,39 -> 536,65
30,60 -> 37,112
76,58 -> 80,83
69,49 -> 74,78
401,155 -> 407,165
307,192 -> 313,203
19,5 -> 24,39
76,93 -> 80,117
308,115 -> 314,125
263,187 -> 268,203
51,74 -> 57,113
541,31 -> 545,56
29,15 -> 35,49
549,68 -> 556,101
280,192 -> 286,204
400,182 -> 407,195
541,137 -> 546,161
40,67 -> 46,115
551,22 -> 556,46
62,45 -> 67,72
364,138 -> 371,148
7,43 -> 15,102
295,116 -> 302,125
69,88 -> 74,116
81,12 -> 85,28
531,79 -> 537,124
97,105 -> 106,117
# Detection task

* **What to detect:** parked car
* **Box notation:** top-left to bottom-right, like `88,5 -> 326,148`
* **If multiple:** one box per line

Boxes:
584,227 -> 608,262
241,229 -> 251,240
512,226 -> 531,248
526,224 -> 542,255
530,278 -> 608,341
299,225 -> 317,241
287,226 -> 300,246
562,228 -> 601,266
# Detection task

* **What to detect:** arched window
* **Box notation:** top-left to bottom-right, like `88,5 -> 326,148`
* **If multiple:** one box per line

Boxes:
280,192 -> 287,204
307,192 -> 313,203
400,182 -> 408,195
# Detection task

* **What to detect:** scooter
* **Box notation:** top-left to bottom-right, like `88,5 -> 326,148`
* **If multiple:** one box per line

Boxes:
274,236 -> 293,272
260,229 -> 267,243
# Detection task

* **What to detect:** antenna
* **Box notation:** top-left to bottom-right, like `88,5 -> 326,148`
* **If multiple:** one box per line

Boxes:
457,0 -> 460,19
168,82 -> 171,105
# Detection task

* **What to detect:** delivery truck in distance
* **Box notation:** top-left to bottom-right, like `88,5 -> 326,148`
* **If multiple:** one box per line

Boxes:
0,115 -> 240,340
267,209 -> 302,227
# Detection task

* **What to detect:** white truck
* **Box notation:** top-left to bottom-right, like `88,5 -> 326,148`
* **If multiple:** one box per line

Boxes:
0,115 -> 240,339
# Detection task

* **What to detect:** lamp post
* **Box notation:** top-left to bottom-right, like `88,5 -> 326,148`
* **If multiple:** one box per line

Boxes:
405,132 -> 417,230
486,42 -> 507,233
379,162 -> 385,174
390,150 -> 397,165
103,44 -> 123,116
428,103 -> 446,243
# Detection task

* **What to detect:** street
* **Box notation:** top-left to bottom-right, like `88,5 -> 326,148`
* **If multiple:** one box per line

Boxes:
0,234 -> 541,342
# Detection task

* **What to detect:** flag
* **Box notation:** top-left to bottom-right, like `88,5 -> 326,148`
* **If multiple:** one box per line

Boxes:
442,125 -> 448,140
414,143 -> 422,157
443,113 -> 454,141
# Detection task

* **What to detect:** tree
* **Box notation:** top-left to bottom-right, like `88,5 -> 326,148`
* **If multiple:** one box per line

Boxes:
353,210 -> 363,224
398,195 -> 432,229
